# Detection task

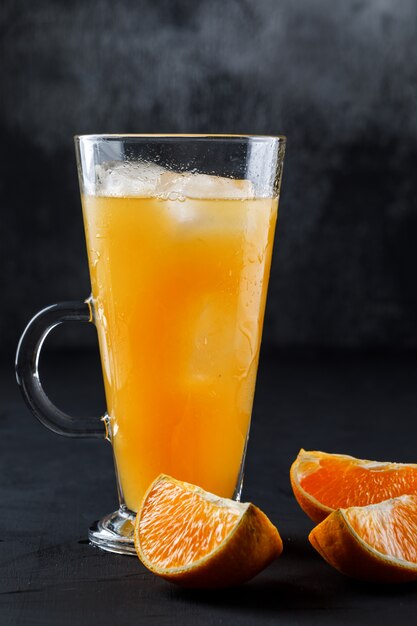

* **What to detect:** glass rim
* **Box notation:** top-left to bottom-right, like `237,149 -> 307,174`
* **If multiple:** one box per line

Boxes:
74,133 -> 286,143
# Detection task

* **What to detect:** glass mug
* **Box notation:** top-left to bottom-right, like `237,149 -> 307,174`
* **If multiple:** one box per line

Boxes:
16,134 -> 286,555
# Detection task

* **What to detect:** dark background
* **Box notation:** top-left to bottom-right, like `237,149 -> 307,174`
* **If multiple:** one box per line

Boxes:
2,3 -> 417,624
2,0 -> 417,357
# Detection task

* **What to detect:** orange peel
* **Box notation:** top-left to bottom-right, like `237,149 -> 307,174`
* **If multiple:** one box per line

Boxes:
134,474 -> 282,588
290,449 -> 417,523
309,495 -> 417,583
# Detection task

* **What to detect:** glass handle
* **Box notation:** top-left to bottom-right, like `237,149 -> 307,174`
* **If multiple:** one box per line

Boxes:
15,301 -> 104,438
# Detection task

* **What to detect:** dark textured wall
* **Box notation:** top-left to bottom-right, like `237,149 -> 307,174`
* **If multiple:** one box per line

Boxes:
2,0 -> 417,354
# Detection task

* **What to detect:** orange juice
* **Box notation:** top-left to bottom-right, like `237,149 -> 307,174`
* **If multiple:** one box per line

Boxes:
82,190 -> 278,511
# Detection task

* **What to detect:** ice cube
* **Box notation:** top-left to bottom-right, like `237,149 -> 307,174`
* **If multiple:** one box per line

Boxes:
95,161 -> 166,197
187,296 -> 235,381
156,172 -> 254,200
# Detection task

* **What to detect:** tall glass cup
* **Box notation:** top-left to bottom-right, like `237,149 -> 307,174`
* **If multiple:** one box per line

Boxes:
16,135 -> 286,554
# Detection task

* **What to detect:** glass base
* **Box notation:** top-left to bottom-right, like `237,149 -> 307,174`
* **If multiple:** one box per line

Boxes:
88,507 -> 136,555
88,463 -> 246,557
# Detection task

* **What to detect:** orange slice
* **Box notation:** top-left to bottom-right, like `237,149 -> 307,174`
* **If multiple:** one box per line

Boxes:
290,449 -> 417,523
309,495 -> 417,582
134,474 -> 283,588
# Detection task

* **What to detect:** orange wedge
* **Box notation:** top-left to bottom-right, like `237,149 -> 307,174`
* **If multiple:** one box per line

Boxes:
290,449 -> 417,523
309,495 -> 417,583
134,474 -> 283,588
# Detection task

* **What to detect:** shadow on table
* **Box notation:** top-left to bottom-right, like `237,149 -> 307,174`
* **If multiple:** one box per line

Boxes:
170,579 -> 325,613
167,537 -> 417,616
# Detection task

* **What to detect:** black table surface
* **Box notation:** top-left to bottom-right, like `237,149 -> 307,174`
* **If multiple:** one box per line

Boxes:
1,348 -> 417,625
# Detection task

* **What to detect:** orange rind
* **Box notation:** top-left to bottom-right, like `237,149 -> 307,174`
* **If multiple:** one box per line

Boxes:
309,495 -> 417,583
134,474 -> 282,588
290,449 -> 417,523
